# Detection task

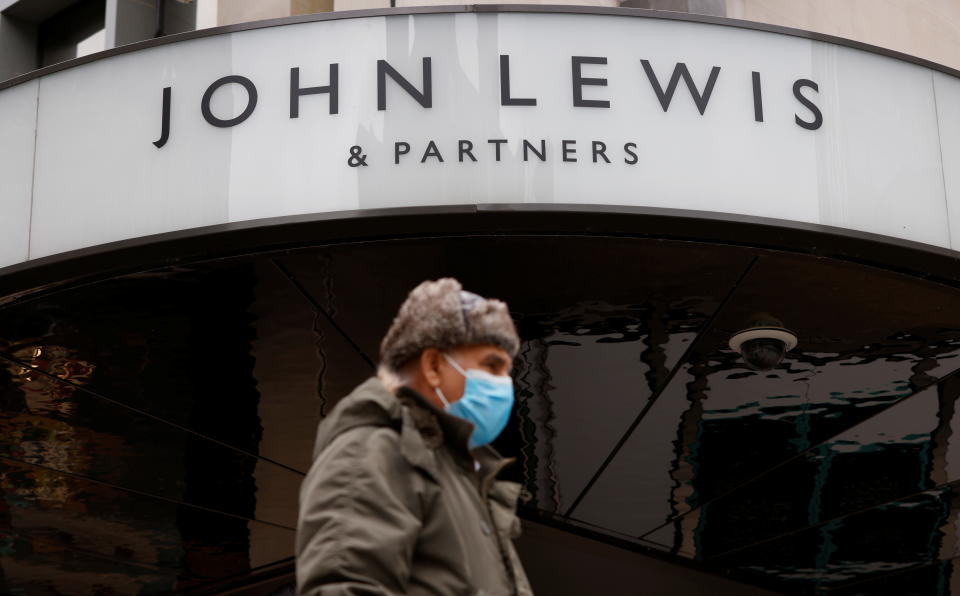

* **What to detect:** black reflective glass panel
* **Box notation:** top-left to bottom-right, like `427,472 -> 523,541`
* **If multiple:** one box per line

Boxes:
5,234 -> 960,594
573,254 -> 960,541
278,237 -> 757,512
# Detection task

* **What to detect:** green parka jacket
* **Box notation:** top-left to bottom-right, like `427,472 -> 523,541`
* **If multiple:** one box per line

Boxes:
296,377 -> 534,596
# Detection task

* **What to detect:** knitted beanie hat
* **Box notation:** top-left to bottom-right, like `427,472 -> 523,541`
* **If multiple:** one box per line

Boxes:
380,278 -> 519,371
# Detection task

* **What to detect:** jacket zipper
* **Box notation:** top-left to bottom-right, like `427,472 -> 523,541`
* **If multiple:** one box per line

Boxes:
482,499 -> 519,596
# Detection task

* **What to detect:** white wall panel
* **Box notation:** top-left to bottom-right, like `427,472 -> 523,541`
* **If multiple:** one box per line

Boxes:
29,35 -> 232,259
933,72 -> 960,251
0,78 -> 36,268
813,42 -> 949,247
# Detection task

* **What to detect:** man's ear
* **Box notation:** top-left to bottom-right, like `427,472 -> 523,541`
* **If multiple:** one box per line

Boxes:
420,348 -> 443,388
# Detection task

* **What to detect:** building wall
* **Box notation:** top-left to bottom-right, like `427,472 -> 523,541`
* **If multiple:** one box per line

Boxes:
0,14 -> 35,81
211,0 -> 960,71
3,0 -> 958,80
725,0 -> 960,71
216,0 -> 331,26
216,0 -> 290,26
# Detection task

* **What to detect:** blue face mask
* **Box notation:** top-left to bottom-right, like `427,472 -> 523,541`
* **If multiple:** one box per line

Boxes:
434,353 -> 515,449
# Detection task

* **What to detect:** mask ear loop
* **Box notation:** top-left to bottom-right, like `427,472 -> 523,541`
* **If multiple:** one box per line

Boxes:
442,353 -> 468,376
435,353 -> 465,407
434,386 -> 451,407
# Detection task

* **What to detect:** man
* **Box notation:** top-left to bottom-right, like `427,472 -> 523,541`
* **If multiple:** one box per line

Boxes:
296,278 -> 534,595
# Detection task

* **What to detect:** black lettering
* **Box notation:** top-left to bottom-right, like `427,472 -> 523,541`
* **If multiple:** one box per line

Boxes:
624,142 -> 638,165
562,139 -> 577,162
752,71 -> 763,122
395,141 -> 410,164
459,140 -> 477,162
523,139 -> 546,162
153,86 -> 171,148
793,79 -> 823,130
290,64 -> 339,117
201,75 -> 258,127
488,139 -> 507,161
592,141 -> 610,163
378,58 -> 432,110
572,56 -> 610,108
500,55 -> 537,106
421,140 -> 443,163
641,60 -> 720,116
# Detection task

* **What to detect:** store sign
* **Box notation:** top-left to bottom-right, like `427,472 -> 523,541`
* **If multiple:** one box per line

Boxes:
1,9 -> 960,269
150,55 -> 824,159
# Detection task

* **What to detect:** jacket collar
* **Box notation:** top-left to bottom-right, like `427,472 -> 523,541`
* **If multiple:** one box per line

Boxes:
396,385 -> 474,467
315,377 -> 514,491
396,385 -> 515,495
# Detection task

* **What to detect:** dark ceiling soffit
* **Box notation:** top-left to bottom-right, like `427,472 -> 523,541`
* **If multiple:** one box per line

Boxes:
1,0 -> 85,23
2,204 -> 959,308
2,3 -> 960,92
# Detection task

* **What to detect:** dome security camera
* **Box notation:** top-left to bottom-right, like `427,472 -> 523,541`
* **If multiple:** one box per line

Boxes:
728,314 -> 798,371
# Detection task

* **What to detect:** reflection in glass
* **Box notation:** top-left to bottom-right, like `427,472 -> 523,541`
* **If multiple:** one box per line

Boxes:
3,236 -> 960,593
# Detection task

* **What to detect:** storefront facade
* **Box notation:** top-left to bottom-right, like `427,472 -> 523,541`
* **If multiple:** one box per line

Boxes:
4,5 -> 960,594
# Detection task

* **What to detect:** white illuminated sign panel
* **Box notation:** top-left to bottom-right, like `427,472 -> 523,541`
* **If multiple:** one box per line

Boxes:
1,10 -> 959,269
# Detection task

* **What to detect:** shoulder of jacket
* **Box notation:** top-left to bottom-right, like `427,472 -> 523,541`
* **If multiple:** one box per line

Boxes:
315,423 -> 401,462
311,378 -> 401,456
313,414 -> 439,478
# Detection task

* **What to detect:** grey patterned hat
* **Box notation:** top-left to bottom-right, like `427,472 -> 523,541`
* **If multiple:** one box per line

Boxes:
380,278 -> 519,371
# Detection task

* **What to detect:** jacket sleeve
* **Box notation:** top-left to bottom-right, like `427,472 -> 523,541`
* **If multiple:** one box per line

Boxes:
296,426 -> 425,595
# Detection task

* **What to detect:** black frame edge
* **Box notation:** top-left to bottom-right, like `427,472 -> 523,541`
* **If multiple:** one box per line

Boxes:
2,204 -> 959,307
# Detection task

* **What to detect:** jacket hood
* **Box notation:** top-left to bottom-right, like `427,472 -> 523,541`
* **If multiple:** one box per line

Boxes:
311,377 -> 402,459
312,377 -> 515,494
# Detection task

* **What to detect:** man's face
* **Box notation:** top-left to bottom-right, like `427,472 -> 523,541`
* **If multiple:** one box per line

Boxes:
436,344 -> 512,404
